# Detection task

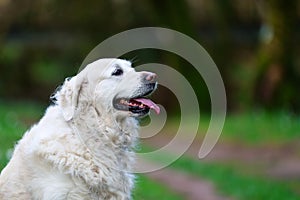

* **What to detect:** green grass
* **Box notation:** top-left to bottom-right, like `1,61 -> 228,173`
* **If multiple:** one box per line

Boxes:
133,175 -> 183,200
0,100 -> 182,199
0,100 -> 45,169
221,111 -> 300,145
166,111 -> 300,146
195,111 -> 300,145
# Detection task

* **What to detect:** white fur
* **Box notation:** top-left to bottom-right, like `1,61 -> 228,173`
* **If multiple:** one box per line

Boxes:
0,58 -> 152,200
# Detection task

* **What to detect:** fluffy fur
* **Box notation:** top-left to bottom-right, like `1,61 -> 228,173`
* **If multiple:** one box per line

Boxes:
0,58 -> 156,200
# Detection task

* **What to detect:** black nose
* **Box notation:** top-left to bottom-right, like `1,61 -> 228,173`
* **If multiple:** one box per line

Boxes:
143,72 -> 157,83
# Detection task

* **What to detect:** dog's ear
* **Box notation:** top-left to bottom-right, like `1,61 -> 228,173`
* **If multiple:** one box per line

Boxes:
58,76 -> 84,121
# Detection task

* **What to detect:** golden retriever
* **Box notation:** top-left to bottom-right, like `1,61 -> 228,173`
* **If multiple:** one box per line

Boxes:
0,58 -> 159,200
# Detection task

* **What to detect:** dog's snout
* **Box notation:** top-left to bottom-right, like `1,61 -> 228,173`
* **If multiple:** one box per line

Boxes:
143,72 -> 157,83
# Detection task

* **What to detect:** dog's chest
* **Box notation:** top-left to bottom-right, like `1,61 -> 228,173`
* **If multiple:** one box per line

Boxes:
30,169 -> 79,199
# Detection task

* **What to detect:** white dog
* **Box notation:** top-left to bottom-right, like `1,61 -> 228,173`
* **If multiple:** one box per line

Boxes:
0,58 -> 160,200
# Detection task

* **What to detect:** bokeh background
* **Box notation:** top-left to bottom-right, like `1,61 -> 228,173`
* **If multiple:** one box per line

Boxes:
1,0 -> 300,113
1,0 -> 300,199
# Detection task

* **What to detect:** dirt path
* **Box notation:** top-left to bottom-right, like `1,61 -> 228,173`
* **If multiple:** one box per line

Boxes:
138,159 -> 232,200
138,135 -> 300,199
142,135 -> 300,180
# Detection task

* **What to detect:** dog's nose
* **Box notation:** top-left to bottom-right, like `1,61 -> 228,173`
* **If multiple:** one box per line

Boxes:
143,72 -> 157,83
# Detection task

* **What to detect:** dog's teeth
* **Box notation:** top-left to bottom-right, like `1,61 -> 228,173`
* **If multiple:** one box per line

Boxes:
120,99 -> 128,105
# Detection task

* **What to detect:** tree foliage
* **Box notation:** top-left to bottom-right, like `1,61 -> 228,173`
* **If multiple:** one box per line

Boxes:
0,0 -> 299,112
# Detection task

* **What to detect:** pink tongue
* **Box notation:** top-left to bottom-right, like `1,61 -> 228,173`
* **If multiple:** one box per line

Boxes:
134,98 -> 160,114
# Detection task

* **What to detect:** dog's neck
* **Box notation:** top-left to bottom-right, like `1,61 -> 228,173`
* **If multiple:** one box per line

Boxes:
67,103 -> 139,170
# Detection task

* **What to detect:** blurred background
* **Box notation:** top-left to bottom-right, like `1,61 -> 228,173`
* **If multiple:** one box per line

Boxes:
1,0 -> 300,199
1,0 -> 300,113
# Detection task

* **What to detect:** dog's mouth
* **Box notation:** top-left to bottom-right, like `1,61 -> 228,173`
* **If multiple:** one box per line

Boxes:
113,97 -> 160,115
113,86 -> 160,116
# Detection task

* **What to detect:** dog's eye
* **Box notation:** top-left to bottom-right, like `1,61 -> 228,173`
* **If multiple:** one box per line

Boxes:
112,68 -> 123,76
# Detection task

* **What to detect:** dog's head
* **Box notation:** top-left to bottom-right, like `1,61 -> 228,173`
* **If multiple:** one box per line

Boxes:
53,58 -> 160,121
